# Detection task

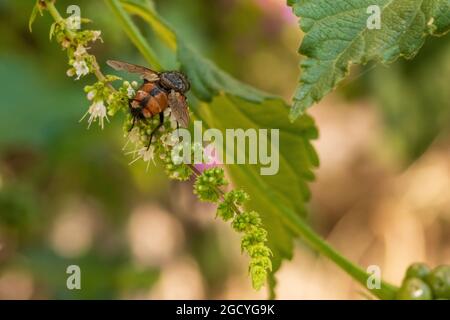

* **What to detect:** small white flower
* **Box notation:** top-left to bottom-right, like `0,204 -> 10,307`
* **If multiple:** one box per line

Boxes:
123,127 -> 141,151
80,100 -> 109,129
66,68 -> 75,77
128,128 -> 141,143
161,132 -> 180,147
160,133 -> 168,143
92,30 -> 102,42
128,146 -> 155,171
66,16 -> 80,30
140,147 -> 155,163
126,84 -> 135,98
131,81 -> 138,88
74,45 -> 88,59
73,60 -> 89,80
61,39 -> 71,49
86,90 -> 96,101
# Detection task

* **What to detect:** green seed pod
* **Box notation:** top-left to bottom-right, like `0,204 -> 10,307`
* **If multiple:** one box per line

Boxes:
426,265 -> 450,299
405,263 -> 431,280
396,278 -> 433,300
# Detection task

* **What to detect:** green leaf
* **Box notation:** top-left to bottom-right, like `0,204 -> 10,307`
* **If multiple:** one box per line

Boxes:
288,0 -> 450,120
203,97 -> 318,269
178,41 -> 275,103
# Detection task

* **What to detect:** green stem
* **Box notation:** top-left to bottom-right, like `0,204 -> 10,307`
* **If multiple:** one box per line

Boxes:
249,176 -> 396,299
104,0 -> 161,70
45,0 -> 110,86
45,1 -> 67,26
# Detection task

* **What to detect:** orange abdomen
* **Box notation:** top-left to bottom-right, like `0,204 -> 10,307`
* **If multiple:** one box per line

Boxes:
131,82 -> 169,118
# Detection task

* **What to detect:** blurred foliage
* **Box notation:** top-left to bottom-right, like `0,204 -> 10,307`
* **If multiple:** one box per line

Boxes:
371,36 -> 450,162
342,35 -> 450,164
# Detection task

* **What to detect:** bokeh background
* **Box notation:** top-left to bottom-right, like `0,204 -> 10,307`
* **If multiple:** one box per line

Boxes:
0,0 -> 449,299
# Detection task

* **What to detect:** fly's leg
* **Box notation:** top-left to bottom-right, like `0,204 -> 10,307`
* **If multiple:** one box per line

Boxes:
128,116 -> 136,132
147,112 -> 164,150
129,99 -> 143,132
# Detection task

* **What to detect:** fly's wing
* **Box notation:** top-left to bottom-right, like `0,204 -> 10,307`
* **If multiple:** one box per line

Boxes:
168,90 -> 190,128
106,60 -> 160,82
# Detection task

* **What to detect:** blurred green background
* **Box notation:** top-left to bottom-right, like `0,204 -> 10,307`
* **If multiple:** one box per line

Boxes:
0,0 -> 449,299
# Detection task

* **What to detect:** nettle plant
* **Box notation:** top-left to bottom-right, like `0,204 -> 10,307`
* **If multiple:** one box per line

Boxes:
30,0 -> 450,299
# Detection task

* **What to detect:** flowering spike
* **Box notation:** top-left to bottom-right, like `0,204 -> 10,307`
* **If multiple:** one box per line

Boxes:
194,168 -> 228,202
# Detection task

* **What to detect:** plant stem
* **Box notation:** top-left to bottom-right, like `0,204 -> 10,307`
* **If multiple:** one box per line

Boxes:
45,0 -> 111,88
45,1 -> 67,27
104,0 -> 162,70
